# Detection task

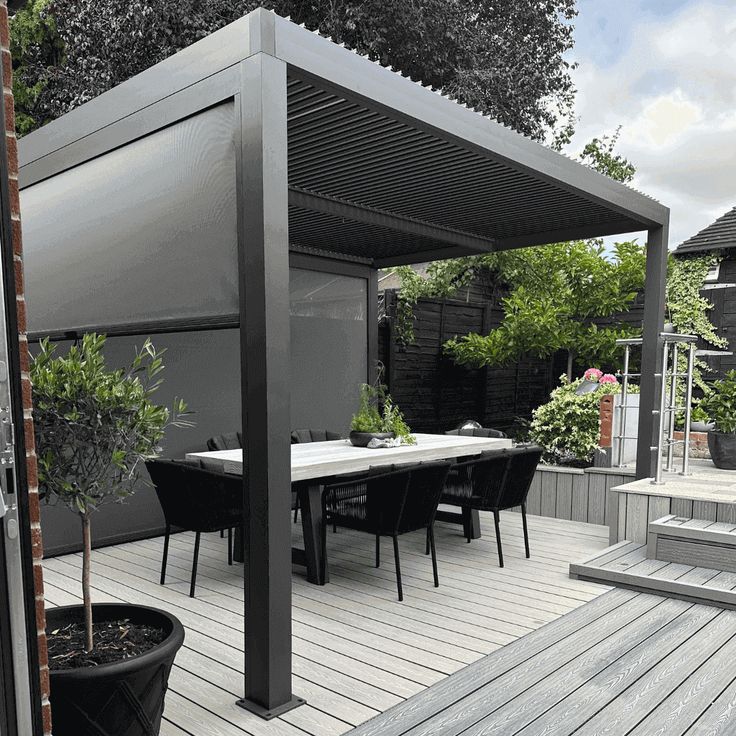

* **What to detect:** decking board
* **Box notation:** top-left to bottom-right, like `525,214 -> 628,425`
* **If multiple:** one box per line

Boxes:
43,511 -> 608,736
347,592 -> 736,735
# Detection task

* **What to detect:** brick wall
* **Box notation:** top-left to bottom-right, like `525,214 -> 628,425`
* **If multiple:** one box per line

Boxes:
0,2 -> 52,733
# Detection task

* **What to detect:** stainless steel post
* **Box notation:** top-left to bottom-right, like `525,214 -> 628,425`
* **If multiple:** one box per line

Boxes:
666,341 -> 678,471
653,338 -> 669,485
681,342 -> 695,476
617,344 -> 630,467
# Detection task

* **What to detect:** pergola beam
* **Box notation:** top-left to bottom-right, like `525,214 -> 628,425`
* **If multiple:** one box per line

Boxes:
289,187 -> 497,254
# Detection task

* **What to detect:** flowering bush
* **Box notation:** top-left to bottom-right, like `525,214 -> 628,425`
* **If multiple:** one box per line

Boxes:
583,367 -> 603,382
599,373 -> 618,385
530,374 -> 621,465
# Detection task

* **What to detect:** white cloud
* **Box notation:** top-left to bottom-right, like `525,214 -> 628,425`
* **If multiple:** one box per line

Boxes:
568,1 -> 736,247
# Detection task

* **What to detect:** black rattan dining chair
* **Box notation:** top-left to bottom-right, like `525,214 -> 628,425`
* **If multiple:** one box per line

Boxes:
290,428 -> 343,522
445,427 -> 509,439
146,459 -> 243,598
442,445 -> 543,567
324,461 -> 450,601
206,432 -> 243,451
291,428 -> 343,444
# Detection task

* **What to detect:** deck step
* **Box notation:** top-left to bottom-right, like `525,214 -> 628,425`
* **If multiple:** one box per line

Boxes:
570,542 -> 736,609
647,515 -> 736,572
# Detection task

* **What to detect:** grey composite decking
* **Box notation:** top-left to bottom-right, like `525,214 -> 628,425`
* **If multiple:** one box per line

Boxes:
41,512 -> 608,736
570,541 -> 736,609
348,587 -> 736,735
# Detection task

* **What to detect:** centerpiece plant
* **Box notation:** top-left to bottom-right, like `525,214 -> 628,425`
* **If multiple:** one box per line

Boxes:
31,333 -> 192,655
350,366 -> 416,445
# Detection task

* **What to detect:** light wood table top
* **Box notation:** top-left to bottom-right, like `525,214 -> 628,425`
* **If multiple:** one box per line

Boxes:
186,432 -> 512,482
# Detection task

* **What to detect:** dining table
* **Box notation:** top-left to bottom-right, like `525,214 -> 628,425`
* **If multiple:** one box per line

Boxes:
186,432 -> 512,585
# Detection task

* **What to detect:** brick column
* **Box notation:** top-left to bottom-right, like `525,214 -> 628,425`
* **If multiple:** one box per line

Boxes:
0,2 -> 52,734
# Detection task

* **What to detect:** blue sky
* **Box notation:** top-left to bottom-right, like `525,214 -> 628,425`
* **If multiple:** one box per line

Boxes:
564,0 -> 736,248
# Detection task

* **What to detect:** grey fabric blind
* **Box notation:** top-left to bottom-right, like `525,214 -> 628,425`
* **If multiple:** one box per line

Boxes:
21,102 -> 238,335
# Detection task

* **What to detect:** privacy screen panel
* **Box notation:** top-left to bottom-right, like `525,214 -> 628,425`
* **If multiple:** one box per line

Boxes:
290,268 -> 368,435
21,102 -> 238,335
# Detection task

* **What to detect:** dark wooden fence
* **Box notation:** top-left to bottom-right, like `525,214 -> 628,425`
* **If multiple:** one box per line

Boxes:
379,290 -> 558,433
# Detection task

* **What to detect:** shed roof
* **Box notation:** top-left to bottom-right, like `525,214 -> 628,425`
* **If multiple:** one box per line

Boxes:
19,10 -> 668,269
675,206 -> 736,255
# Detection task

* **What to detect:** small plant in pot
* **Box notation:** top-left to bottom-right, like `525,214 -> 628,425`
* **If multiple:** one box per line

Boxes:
700,370 -> 736,470
350,369 -> 416,447
690,403 -> 715,433
31,333 -> 193,736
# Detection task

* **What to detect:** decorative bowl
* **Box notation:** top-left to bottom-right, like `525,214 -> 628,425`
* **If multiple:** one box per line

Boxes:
349,431 -> 395,447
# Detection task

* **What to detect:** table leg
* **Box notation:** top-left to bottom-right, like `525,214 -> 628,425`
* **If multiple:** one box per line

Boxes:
435,508 -> 482,539
297,482 -> 328,585
233,526 -> 245,563
463,508 -> 482,540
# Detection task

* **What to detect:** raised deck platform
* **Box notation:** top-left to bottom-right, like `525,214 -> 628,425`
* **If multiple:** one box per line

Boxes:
608,460 -> 736,544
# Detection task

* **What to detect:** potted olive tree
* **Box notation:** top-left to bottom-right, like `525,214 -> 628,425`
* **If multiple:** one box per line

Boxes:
701,370 -> 736,470
31,333 -> 192,736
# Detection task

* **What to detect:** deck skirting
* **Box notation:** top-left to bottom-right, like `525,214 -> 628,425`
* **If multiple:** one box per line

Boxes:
522,465 -> 634,526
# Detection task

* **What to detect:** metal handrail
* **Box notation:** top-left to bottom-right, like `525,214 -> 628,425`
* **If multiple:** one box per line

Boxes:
615,334 -> 697,483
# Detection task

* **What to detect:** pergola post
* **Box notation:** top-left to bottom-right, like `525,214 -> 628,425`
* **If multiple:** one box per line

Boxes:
636,222 -> 670,480
236,51 -> 304,718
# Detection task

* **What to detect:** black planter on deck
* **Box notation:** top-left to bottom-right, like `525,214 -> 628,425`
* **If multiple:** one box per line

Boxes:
708,432 -> 736,470
46,603 -> 184,736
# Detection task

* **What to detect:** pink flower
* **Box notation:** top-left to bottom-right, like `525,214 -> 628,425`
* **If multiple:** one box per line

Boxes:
583,368 -> 603,382
599,374 -> 618,385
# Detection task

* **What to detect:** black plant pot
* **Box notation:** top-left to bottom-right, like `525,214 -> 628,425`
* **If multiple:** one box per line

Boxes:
349,431 -> 395,447
46,603 -> 185,736
707,431 -> 736,470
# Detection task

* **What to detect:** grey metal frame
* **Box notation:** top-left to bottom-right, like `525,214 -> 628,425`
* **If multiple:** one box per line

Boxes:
17,8 -> 670,718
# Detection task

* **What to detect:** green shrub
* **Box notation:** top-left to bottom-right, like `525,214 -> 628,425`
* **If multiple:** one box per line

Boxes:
530,375 -> 621,464
700,370 -> 736,434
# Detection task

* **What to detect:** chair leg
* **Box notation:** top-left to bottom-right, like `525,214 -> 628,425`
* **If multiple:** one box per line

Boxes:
393,535 -> 403,602
425,527 -> 430,555
493,509 -> 504,568
521,503 -> 530,559
190,531 -> 201,598
428,524 -> 439,588
376,534 -> 381,568
160,524 -> 170,585
227,527 -> 233,566
220,529 -> 224,538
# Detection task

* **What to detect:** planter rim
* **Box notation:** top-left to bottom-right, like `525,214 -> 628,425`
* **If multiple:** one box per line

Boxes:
46,603 -> 184,683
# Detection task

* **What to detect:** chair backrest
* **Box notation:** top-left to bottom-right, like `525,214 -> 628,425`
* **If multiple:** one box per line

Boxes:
146,459 -> 243,533
450,450 -> 510,504
398,461 -> 451,534
206,432 -> 242,451
497,445 -> 543,509
291,429 -> 343,444
445,427 -> 508,439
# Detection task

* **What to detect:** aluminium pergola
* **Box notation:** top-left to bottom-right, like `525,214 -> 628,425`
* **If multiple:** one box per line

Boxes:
19,8 -> 670,718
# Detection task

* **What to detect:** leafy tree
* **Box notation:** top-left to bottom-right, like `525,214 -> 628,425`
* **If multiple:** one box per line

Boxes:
443,240 -> 646,376
11,0 -> 577,143
31,334 -> 192,651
